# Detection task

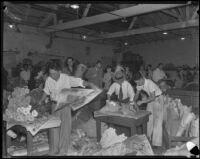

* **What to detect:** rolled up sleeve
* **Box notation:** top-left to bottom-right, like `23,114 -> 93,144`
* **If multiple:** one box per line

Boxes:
107,83 -> 116,96
43,79 -> 50,95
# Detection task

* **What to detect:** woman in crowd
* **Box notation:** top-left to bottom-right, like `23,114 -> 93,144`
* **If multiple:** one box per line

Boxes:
63,57 -> 76,76
174,70 -> 184,89
139,64 -> 146,78
152,63 -> 167,83
146,64 -> 153,80
103,65 -> 114,91
124,66 -> 133,82
20,63 -> 31,86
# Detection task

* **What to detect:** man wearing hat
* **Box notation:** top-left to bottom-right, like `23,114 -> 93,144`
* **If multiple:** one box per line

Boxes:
107,71 -> 135,104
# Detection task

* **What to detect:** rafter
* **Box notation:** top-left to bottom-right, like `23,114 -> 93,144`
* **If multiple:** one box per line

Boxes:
177,8 -> 184,20
89,19 -> 199,41
171,8 -> 183,21
128,17 -> 137,29
191,5 -> 199,20
161,10 -> 182,21
46,4 -> 187,32
186,5 -> 190,20
82,4 -> 91,18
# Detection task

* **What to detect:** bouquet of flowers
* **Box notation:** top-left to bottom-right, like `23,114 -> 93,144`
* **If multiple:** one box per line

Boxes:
5,87 -> 39,122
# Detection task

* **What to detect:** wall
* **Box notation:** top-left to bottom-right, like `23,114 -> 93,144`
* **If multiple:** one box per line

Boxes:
130,34 -> 199,68
3,23 -> 114,70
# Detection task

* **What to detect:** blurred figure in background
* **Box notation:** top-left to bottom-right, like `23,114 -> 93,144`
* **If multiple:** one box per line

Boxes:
152,63 -> 167,83
174,70 -> 184,89
85,60 -> 103,88
103,65 -> 114,91
115,62 -> 124,73
74,63 -> 87,78
63,57 -> 76,76
20,63 -> 31,86
124,66 -> 132,82
139,65 -> 146,78
146,64 -> 153,80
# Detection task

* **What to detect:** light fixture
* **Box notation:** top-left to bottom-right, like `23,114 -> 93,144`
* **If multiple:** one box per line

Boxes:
181,37 -> 185,40
8,23 -> 14,29
124,42 -> 128,46
70,4 -> 79,9
81,35 -> 87,40
163,32 -> 168,35
121,18 -> 128,23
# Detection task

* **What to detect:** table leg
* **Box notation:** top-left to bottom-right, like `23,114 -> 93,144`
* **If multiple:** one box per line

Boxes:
96,120 -> 101,142
142,123 -> 147,135
48,129 -> 54,155
130,126 -> 136,137
27,132 -> 33,156
6,134 -> 11,156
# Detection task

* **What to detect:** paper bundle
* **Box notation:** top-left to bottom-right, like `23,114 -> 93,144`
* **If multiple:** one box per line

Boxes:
55,88 -> 102,111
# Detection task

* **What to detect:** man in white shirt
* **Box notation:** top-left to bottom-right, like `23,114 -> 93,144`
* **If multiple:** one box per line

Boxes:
38,61 -> 98,155
107,71 -> 135,104
133,72 -> 163,147
152,63 -> 167,83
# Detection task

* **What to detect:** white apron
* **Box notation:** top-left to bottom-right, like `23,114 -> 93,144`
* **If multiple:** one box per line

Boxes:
147,95 -> 164,146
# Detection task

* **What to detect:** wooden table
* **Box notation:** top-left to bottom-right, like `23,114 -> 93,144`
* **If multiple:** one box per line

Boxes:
4,116 -> 61,156
94,110 -> 151,142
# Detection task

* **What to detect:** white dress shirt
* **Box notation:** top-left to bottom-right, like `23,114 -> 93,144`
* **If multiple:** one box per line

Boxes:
44,73 -> 84,102
152,68 -> 167,82
107,80 -> 135,101
136,78 -> 162,97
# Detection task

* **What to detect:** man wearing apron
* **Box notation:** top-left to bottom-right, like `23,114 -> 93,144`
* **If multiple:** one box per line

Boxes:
133,72 -> 163,147
38,61 -> 98,155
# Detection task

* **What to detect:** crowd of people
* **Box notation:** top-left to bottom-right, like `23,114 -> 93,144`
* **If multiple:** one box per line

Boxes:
2,57 -> 199,156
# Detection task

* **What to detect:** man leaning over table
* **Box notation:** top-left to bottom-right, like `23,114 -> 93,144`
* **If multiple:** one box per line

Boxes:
38,61 -> 98,156
133,72 -> 163,147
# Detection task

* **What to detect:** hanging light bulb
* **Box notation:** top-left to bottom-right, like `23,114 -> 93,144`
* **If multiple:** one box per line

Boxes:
124,42 -> 128,46
8,23 -> 14,29
82,35 -> 87,40
70,4 -> 79,9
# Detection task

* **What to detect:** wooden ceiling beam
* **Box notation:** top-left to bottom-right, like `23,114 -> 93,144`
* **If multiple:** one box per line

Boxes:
161,10 -> 182,21
186,5 -> 190,20
128,17 -> 137,29
177,8 -> 185,20
82,4 -> 92,18
89,19 -> 199,40
171,8 -> 183,21
191,5 -> 199,20
46,4 -> 187,32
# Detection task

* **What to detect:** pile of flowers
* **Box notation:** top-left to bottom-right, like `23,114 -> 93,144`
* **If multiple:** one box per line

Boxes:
5,87 -> 39,122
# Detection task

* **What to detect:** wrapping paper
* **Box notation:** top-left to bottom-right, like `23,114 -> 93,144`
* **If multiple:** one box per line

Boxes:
5,115 -> 61,136
164,137 -> 199,157
125,134 -> 154,156
56,88 -> 102,111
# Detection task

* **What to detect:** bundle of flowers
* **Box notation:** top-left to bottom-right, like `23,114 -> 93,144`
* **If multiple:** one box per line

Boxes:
5,87 -> 39,122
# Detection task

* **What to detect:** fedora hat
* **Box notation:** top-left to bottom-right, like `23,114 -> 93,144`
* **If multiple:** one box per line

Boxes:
113,71 -> 125,82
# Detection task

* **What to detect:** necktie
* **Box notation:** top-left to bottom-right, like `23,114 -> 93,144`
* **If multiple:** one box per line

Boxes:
119,84 -> 123,105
